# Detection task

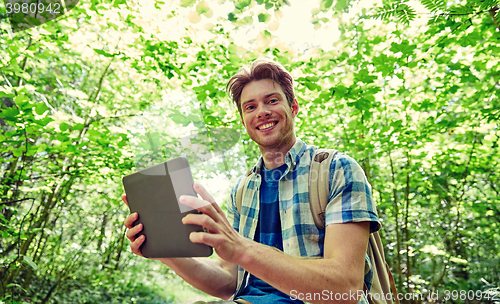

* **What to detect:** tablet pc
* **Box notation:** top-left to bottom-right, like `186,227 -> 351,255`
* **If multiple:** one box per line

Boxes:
122,157 -> 213,258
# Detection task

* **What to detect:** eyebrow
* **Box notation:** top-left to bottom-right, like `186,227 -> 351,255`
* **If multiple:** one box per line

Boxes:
241,92 -> 281,107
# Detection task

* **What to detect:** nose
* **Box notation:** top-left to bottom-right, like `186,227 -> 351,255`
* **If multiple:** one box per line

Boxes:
256,103 -> 271,118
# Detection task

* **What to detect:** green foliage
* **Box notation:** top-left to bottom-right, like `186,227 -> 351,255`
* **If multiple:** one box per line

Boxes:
420,0 -> 446,13
0,0 -> 499,303
371,2 -> 417,25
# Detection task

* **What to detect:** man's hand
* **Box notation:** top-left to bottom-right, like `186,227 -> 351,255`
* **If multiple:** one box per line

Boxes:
122,195 -> 148,258
121,188 -> 239,300
180,183 -> 248,264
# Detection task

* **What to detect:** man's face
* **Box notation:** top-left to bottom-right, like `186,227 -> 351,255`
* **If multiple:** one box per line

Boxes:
239,79 -> 298,152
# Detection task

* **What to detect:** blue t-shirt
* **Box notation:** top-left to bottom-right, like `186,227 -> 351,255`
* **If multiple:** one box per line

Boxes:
238,163 -> 303,304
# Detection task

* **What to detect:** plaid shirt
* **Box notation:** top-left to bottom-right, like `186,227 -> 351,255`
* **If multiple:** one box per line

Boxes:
227,138 -> 381,303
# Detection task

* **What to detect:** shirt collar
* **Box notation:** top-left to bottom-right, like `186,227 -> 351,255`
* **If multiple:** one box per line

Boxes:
251,138 -> 307,175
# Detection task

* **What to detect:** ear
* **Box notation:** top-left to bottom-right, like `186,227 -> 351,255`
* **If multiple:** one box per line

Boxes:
240,114 -> 246,127
291,99 -> 299,118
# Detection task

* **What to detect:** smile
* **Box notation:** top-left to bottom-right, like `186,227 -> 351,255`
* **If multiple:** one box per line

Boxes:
257,122 -> 277,130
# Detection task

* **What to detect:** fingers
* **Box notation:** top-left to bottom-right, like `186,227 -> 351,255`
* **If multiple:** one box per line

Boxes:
126,222 -> 143,241
121,194 -> 129,207
193,183 -> 225,216
182,213 -> 218,233
180,183 -> 224,219
123,212 -> 145,257
180,183 -> 231,238
130,234 -> 145,257
180,195 -> 221,223
193,183 -> 216,204
124,212 -> 138,229
189,230 -> 218,246
180,194 -> 211,212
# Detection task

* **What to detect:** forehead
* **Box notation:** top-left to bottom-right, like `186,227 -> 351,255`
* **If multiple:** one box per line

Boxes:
240,79 -> 285,104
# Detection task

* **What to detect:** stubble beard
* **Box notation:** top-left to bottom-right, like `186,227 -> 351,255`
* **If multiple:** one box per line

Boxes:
254,119 -> 296,155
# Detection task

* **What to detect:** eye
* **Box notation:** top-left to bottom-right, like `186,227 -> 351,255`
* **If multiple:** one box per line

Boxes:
269,98 -> 278,103
245,105 -> 255,111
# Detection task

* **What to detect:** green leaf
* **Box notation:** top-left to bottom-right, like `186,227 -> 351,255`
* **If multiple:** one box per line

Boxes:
390,40 -> 416,55
420,99 -> 431,110
59,122 -> 70,132
241,16 -> 253,25
14,94 -> 29,106
37,144 -> 48,153
320,0 -> 333,11
459,31 -> 482,47
1,107 -> 20,120
6,283 -> 25,291
420,0 -> 446,13
37,117 -> 54,127
180,0 -> 196,7
334,0 -> 349,12
333,85 -> 348,98
258,13 -> 270,23
348,97 -> 371,111
372,54 -> 394,76
390,120 -> 403,130
72,123 -> 85,130
66,144 -> 77,153
228,12 -> 237,22
87,129 -> 101,137
372,54 -> 388,66
371,3 -> 416,25
234,0 -> 251,10
305,82 -> 321,91
94,49 -> 117,57
196,1 -> 209,15
171,113 -> 188,126
476,0 -> 500,10
449,4 -> 475,16
23,256 -> 37,270
450,256 -> 468,265
35,103 -> 49,115
391,4 -> 415,25
354,69 -> 376,84
154,0 -> 165,9
0,90 -> 15,98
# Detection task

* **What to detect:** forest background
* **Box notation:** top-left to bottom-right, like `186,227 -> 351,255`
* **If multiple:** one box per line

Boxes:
0,0 -> 499,303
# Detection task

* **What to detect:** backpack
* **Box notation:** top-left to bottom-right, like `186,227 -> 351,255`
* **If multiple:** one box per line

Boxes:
235,148 -> 400,304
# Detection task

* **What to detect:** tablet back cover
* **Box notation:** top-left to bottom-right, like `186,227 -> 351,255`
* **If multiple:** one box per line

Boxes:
122,157 -> 213,258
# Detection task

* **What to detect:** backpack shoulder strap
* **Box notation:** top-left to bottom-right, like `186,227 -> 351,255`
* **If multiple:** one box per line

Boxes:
309,148 -> 337,230
309,149 -> 400,304
235,168 -> 253,215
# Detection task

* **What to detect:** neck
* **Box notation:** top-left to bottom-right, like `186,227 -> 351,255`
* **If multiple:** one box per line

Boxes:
259,137 -> 297,170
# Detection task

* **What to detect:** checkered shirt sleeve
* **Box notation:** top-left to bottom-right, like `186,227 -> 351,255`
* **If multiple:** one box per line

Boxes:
326,153 -> 381,232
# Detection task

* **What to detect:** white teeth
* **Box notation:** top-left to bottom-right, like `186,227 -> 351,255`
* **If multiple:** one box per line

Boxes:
259,122 -> 276,130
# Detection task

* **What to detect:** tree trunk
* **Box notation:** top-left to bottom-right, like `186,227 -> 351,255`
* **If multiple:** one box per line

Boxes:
389,151 -> 404,291
113,228 -> 127,270
404,151 -> 412,302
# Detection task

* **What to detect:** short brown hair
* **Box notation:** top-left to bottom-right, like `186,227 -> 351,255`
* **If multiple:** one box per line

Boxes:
226,59 -> 295,115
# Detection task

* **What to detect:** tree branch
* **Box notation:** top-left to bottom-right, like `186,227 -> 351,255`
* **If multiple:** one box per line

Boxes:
0,198 -> 36,206
16,36 -> 33,88
489,6 -> 500,34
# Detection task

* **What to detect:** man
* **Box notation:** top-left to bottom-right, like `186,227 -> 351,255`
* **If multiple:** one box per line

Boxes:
123,59 -> 380,304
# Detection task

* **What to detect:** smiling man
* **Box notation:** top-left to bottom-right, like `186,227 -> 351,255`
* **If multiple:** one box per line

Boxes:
123,59 -> 381,304
238,78 -> 297,166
